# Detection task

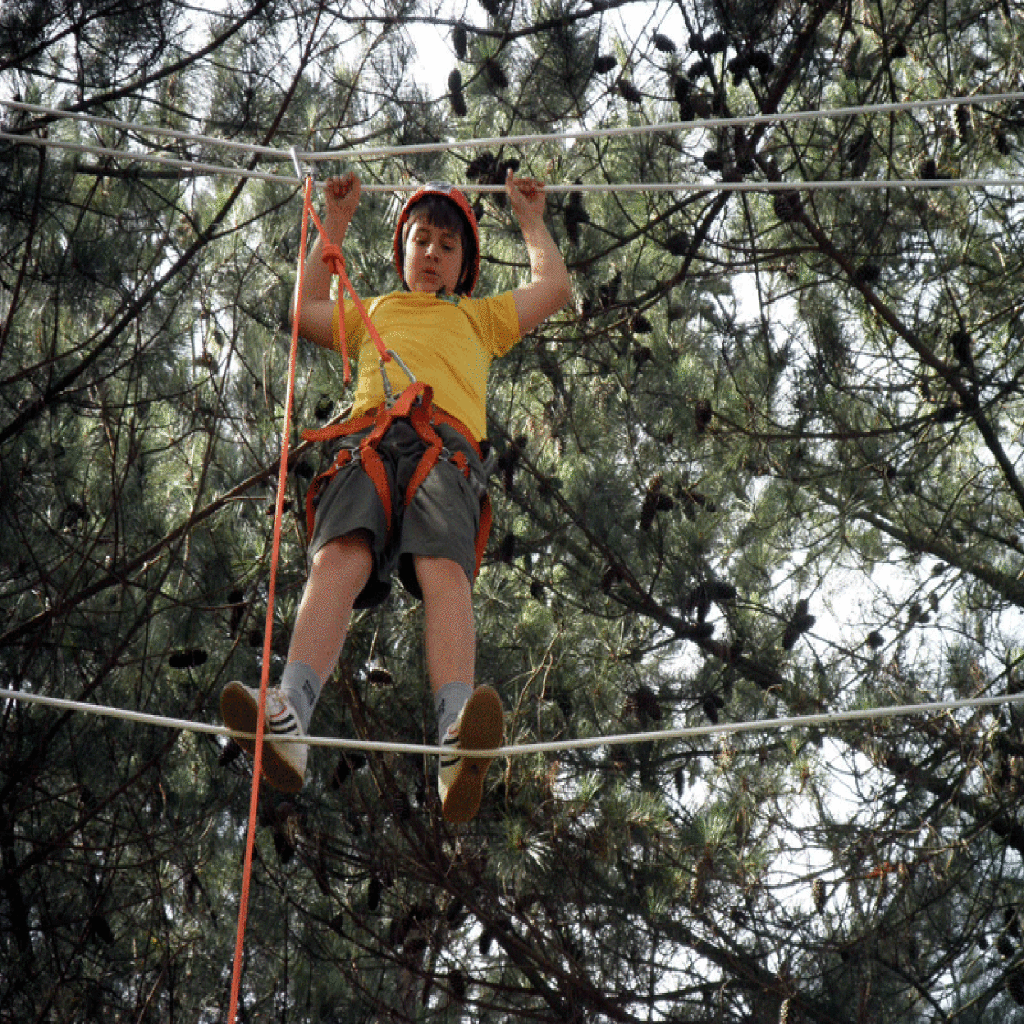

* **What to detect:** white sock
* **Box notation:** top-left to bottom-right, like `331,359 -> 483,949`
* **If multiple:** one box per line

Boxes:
279,661 -> 323,733
435,681 -> 472,745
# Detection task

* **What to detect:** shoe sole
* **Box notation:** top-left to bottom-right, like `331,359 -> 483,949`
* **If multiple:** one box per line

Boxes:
442,685 -> 503,824
220,682 -> 305,794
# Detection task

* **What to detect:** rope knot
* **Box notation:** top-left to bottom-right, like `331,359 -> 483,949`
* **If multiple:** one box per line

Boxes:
321,242 -> 345,274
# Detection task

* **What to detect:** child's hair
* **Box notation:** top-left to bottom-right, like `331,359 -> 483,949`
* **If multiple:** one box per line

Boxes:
394,186 -> 480,295
406,195 -> 472,248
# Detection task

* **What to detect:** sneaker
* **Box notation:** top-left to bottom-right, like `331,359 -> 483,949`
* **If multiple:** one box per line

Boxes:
438,684 -> 503,824
220,682 -> 307,793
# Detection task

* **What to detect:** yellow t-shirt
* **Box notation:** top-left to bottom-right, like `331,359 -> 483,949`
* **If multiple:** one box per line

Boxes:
333,291 -> 521,441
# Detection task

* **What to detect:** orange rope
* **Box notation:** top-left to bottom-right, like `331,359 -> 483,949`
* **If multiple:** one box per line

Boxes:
305,203 -> 391,382
225,175 -> 314,1024
226,178 -> 399,1022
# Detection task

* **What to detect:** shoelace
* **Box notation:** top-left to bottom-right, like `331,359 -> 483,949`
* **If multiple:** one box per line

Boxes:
440,728 -> 461,766
265,695 -> 301,736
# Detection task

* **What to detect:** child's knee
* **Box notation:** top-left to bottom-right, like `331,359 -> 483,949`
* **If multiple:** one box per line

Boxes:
414,554 -> 470,596
312,531 -> 373,579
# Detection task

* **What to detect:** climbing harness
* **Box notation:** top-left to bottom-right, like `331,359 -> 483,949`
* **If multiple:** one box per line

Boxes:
301,376 -> 494,580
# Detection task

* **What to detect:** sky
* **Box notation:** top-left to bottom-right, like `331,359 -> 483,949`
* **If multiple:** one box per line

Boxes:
408,0 -> 691,101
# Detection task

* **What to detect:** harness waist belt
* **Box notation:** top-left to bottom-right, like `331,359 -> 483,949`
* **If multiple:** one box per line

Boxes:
301,382 -> 492,577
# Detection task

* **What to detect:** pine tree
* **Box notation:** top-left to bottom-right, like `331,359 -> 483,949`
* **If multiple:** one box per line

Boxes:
3,0 -> 1024,1021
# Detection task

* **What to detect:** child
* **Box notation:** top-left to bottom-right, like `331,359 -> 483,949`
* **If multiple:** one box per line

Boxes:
221,169 -> 572,823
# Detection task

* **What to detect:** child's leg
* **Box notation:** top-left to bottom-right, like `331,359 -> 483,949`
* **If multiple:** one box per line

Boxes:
289,532 -> 373,678
220,532 -> 373,793
414,554 -> 476,697
279,533 -> 373,729
416,554 -> 502,823
416,553 -> 476,740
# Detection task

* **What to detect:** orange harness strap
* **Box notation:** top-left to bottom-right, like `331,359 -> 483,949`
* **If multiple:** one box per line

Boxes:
301,384 -> 492,577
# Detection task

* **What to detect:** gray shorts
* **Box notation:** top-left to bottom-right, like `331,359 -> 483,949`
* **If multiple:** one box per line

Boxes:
307,418 -> 489,608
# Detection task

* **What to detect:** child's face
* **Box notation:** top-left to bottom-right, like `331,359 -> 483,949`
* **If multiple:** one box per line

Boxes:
402,213 -> 465,295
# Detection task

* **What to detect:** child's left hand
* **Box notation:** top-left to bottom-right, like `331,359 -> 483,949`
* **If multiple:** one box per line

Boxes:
506,170 -> 547,224
505,168 -> 573,336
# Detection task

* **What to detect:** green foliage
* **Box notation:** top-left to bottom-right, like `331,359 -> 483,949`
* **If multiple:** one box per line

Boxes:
4,0 -> 1024,1021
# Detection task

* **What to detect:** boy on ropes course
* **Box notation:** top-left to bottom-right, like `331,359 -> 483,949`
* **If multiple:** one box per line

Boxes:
221,169 -> 572,823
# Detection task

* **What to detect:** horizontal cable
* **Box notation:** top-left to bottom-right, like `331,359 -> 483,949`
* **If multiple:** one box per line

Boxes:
0,129 -> 294,185
3,686 -> 1022,758
5,92 -> 1024,167
3,130 -> 1022,194
2,98 -> 287,160
4,91 -> 1024,189
300,91 -> 1024,163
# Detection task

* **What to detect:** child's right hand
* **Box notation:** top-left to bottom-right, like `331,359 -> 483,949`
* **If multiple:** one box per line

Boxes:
324,172 -> 361,230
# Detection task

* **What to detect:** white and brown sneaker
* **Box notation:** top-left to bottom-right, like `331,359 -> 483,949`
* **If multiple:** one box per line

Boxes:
438,685 -> 503,824
220,681 -> 307,793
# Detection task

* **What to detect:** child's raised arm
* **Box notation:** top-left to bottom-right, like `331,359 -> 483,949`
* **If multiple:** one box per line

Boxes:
505,171 -> 573,336
293,172 -> 361,350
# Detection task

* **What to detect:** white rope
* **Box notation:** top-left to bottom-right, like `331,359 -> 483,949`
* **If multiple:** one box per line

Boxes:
6,92 -> 1024,166
6,87 -> 1024,754
2,98 -> 286,160
4,131 -> 1022,194
301,91 -> 1024,163
3,686 -> 1023,758
4,91 -> 1024,189
0,130 -> 296,186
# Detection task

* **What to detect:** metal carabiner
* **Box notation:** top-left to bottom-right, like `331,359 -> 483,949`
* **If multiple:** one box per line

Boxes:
290,147 -> 314,185
380,349 -> 416,406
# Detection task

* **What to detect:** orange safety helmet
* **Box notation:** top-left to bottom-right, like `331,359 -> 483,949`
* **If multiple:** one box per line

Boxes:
393,182 -> 481,296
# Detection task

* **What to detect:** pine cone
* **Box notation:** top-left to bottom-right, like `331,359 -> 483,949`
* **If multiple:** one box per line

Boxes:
1006,967 -> 1024,1006
690,852 -> 713,908
448,70 -> 467,116
773,191 -> 804,223
617,79 -> 643,104
812,878 -> 827,913
453,23 -> 468,59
